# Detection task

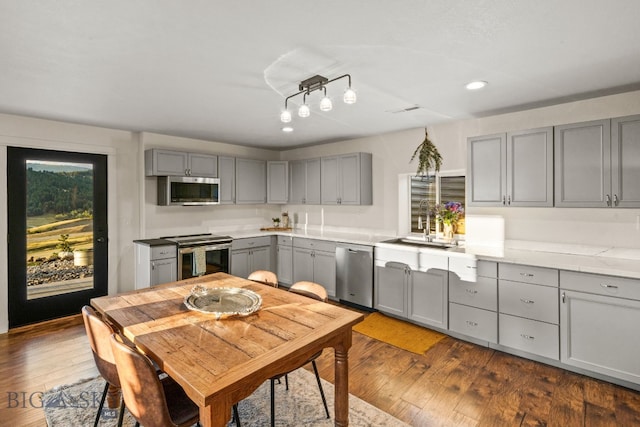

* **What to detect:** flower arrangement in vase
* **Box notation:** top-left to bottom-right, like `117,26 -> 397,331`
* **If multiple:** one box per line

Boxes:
433,201 -> 464,240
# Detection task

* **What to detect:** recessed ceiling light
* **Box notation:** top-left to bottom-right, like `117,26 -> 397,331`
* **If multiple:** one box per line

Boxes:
465,80 -> 488,90
281,126 -> 294,133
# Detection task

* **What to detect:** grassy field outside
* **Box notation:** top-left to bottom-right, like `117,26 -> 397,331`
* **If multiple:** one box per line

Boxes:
26,217 -> 93,262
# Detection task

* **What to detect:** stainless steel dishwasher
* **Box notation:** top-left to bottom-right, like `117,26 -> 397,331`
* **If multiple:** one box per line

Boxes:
336,243 -> 374,308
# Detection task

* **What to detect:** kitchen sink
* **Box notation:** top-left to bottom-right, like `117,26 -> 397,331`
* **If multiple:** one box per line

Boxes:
380,237 -> 457,250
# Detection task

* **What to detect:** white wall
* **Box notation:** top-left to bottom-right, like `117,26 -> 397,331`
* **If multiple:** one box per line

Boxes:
281,90 -> 640,248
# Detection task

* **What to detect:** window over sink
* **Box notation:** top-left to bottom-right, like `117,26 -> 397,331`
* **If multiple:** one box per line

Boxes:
400,170 -> 466,236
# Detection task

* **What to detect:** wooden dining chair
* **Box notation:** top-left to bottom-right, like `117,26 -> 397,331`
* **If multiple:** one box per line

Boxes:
81,305 -> 126,427
248,270 -> 279,287
269,281 -> 330,426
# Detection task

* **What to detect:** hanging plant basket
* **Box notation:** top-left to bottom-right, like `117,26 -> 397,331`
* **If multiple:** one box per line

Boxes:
410,128 -> 442,176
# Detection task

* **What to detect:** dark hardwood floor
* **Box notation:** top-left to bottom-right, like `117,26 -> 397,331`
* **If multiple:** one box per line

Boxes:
2,312 -> 640,426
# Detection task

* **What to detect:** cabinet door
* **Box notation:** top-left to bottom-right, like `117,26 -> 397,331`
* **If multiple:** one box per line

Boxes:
250,247 -> 271,273
467,134 -> 506,206
218,156 -> 235,204
146,149 -> 188,176
277,245 -> 293,285
188,153 -> 218,177
554,119 -> 611,207
611,114 -> 640,208
506,127 -> 553,207
230,249 -> 250,278
561,290 -> 640,383
408,269 -> 448,329
320,156 -> 339,204
150,258 -> 177,286
338,153 -> 361,205
235,158 -> 266,204
374,263 -> 407,317
292,248 -> 314,283
289,160 -> 306,204
305,158 -> 321,204
313,250 -> 337,298
267,161 -> 288,204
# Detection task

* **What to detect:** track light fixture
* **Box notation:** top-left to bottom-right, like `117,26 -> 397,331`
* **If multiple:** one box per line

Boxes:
280,74 -> 356,128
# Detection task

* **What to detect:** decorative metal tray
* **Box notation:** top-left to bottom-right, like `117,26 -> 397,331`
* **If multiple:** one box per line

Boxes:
184,286 -> 262,319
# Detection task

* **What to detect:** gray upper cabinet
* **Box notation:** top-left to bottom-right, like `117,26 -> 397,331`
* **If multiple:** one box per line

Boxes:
289,158 -> 321,205
267,161 -> 288,204
611,115 -> 640,208
321,152 -> 372,205
218,156 -> 235,204
144,149 -> 218,177
467,128 -> 553,207
555,116 -> 640,208
467,134 -> 506,206
235,158 -> 266,204
554,119 -> 611,207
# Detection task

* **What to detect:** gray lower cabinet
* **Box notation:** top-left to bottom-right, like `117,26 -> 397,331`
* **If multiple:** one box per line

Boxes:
218,156 -> 236,204
231,237 -> 272,279
235,158 -> 266,204
134,242 -> 177,289
374,262 -> 448,329
560,270 -> 640,384
320,152 -> 372,205
276,236 -> 293,286
292,238 -> 336,297
289,158 -> 321,204
467,127 -> 553,207
555,115 -> 640,208
448,260 -> 498,343
497,263 -> 559,360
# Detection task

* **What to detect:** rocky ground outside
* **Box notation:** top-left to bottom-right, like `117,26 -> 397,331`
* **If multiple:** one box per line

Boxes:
27,259 -> 93,287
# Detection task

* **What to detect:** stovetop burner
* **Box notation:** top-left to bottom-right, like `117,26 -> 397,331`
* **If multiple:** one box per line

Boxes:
161,233 -> 232,246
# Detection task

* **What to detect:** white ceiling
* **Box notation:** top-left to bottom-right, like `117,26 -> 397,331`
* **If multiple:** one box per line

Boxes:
1,1 -> 640,149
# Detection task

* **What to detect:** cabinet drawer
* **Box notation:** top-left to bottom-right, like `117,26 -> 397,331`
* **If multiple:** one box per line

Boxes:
232,236 -> 272,250
499,280 -> 559,324
499,263 -> 558,287
449,303 -> 497,343
151,245 -> 177,260
449,274 -> 497,311
499,314 -> 559,360
293,238 -> 336,253
277,235 -> 293,246
560,270 -> 640,300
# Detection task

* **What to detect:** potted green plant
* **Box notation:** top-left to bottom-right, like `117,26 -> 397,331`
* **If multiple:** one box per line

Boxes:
56,234 -> 74,260
272,217 -> 281,228
410,128 -> 442,176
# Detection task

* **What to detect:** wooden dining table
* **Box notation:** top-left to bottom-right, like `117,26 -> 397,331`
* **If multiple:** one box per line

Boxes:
91,272 -> 364,427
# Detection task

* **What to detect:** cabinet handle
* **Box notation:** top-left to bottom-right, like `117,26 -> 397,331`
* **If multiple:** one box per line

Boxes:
466,265 -> 477,269
600,283 -> 619,289
466,321 -> 478,327
508,195 -> 511,205
520,334 -> 535,340
502,196 -> 506,205
519,273 -> 534,277
614,194 -> 619,206
606,194 -> 611,206
520,298 -> 535,304
302,197 -> 306,204
561,292 -> 566,303
465,289 -> 478,294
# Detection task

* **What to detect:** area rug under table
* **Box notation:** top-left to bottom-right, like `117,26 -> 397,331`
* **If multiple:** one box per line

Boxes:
352,312 -> 446,354
42,368 -> 410,426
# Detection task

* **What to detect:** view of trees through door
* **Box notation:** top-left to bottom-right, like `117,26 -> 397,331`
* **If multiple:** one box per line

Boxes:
7,147 -> 108,327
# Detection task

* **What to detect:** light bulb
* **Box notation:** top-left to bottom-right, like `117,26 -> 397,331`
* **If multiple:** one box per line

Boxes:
298,104 -> 310,118
280,110 -> 292,123
281,126 -> 293,133
465,80 -> 487,90
343,87 -> 357,104
319,96 -> 333,111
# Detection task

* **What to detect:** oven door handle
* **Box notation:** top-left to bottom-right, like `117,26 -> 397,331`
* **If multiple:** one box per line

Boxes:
178,243 -> 232,254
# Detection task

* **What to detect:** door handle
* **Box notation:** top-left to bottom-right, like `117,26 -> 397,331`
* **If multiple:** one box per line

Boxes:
97,237 -> 106,243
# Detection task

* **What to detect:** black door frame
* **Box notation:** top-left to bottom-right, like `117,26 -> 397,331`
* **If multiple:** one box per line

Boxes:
7,147 -> 108,327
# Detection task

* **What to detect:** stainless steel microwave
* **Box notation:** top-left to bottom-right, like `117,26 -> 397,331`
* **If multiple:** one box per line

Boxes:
157,176 -> 220,206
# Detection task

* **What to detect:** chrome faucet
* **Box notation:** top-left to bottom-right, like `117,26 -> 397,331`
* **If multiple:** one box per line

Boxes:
417,199 -> 432,241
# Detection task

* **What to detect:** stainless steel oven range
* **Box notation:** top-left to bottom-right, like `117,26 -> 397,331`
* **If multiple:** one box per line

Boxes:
162,233 -> 232,280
